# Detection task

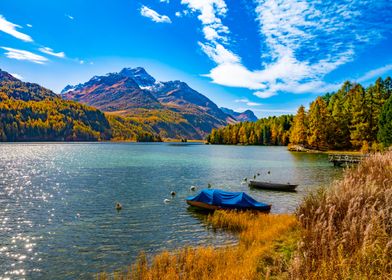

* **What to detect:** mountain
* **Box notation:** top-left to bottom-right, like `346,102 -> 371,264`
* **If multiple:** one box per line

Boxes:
0,70 -> 58,101
61,72 -> 161,111
63,67 -> 233,139
220,107 -> 258,122
0,69 -> 111,141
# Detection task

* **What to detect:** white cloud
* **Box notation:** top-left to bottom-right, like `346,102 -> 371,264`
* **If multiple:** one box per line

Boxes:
0,15 -> 33,42
181,0 -> 227,25
160,0 -> 170,3
254,91 -> 277,99
140,6 -> 171,23
39,47 -> 65,58
1,47 -> 48,64
357,64 -> 392,83
184,0 -> 392,98
79,60 -> 85,64
235,98 -> 262,106
10,73 -> 23,80
181,0 -> 230,60
26,24 -> 32,28
66,14 -> 74,20
199,42 -> 239,65
175,12 -> 182,17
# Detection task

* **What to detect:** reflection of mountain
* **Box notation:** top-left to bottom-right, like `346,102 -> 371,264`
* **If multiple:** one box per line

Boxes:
62,67 -> 235,139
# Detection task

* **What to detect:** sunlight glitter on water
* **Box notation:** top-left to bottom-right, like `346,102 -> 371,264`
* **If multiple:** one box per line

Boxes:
0,143 -> 342,278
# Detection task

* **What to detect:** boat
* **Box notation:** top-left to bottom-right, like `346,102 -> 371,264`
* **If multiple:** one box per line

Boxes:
186,189 -> 271,212
248,180 -> 298,192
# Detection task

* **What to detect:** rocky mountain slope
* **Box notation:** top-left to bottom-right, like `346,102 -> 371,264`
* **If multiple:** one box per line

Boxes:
220,107 -> 258,122
62,67 -> 241,139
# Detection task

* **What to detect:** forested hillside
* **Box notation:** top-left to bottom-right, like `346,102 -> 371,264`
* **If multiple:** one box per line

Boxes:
290,77 -> 392,150
207,115 -> 293,145
0,72 -> 112,141
208,77 -> 392,150
0,69 -> 161,142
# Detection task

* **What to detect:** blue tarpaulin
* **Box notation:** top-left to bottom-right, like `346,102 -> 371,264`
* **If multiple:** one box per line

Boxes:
187,189 -> 271,211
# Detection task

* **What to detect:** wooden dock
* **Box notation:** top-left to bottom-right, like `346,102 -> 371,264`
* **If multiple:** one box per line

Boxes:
328,154 -> 368,166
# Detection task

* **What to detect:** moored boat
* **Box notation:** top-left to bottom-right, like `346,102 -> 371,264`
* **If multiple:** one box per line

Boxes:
249,180 -> 298,192
186,189 -> 271,212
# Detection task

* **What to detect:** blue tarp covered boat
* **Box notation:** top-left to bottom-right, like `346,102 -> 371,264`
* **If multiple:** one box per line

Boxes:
186,189 -> 271,212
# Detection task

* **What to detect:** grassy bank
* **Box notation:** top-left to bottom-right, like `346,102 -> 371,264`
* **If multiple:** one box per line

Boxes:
98,212 -> 298,280
293,151 -> 392,279
98,151 -> 392,279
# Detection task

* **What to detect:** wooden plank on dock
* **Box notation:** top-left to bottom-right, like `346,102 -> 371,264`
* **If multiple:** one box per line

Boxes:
328,154 -> 368,166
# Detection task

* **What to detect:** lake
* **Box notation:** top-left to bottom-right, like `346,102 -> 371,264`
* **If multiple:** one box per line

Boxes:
0,143 -> 342,279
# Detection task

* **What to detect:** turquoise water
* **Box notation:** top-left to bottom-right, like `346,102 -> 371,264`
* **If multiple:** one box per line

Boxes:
0,143 -> 342,279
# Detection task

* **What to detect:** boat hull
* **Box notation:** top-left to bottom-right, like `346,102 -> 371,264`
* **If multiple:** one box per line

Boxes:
186,200 -> 271,212
249,181 -> 298,192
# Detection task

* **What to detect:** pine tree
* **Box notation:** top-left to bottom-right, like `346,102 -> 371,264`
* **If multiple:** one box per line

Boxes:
377,95 -> 392,147
307,97 -> 328,150
349,84 -> 370,149
289,105 -> 307,146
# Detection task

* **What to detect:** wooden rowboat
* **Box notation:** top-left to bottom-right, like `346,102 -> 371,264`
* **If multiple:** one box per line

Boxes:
249,180 -> 298,192
186,200 -> 221,211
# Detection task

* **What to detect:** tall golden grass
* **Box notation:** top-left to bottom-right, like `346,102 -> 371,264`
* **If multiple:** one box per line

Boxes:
292,151 -> 392,279
97,211 -> 298,280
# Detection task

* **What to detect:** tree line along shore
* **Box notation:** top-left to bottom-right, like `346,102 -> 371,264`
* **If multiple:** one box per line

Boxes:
207,76 -> 392,152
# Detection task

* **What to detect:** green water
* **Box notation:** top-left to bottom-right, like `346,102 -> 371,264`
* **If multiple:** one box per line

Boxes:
0,143 -> 342,279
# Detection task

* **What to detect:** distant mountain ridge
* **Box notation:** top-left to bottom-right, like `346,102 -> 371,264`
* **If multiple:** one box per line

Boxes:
62,67 -> 244,139
220,107 -> 258,122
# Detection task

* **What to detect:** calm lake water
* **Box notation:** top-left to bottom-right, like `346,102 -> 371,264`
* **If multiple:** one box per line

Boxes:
0,143 -> 342,279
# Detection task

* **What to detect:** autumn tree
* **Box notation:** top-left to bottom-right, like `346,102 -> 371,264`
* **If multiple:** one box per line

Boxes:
289,105 -> 307,146
377,94 -> 392,147
307,97 -> 328,150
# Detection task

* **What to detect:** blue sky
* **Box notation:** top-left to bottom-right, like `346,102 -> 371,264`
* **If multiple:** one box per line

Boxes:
1,0 -> 392,117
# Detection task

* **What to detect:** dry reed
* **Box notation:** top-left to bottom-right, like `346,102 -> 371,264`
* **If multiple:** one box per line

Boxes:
97,211 -> 298,280
292,151 -> 392,279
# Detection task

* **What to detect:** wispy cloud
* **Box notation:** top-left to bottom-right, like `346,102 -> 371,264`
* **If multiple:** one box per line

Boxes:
254,91 -> 277,99
182,0 -> 229,42
39,47 -> 65,58
2,47 -> 48,64
160,0 -> 170,3
26,24 -> 32,28
66,14 -> 74,20
140,6 -> 171,23
235,98 -> 261,106
0,15 -> 33,42
183,0 -> 392,98
357,64 -> 392,83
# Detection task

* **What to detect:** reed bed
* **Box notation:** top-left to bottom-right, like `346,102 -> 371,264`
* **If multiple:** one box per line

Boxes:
292,151 -> 392,279
98,211 -> 298,280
